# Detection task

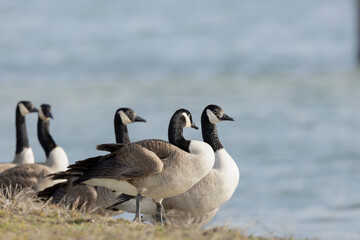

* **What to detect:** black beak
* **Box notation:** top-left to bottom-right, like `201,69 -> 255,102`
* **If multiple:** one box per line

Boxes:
134,115 -> 146,123
31,107 -> 38,113
191,122 -> 199,130
46,111 -> 54,119
220,113 -> 234,121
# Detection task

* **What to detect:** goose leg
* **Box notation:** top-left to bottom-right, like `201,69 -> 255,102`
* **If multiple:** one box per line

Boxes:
133,193 -> 143,222
154,198 -> 164,226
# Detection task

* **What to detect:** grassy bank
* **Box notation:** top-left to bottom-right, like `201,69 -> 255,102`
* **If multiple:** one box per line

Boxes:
0,189 -> 295,240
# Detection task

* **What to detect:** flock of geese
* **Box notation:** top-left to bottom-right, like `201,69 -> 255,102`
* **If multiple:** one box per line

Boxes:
0,100 -> 239,227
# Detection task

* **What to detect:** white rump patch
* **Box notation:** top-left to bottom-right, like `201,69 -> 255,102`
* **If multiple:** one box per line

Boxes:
182,112 -> 192,128
19,103 -> 30,116
206,109 -> 220,124
119,111 -> 132,125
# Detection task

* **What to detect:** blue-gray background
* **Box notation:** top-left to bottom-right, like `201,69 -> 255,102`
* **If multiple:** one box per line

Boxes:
1,1 -> 359,239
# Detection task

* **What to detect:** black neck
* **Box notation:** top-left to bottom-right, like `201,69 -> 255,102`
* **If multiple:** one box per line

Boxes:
201,112 -> 223,152
37,118 -> 57,157
168,118 -> 190,152
114,115 -> 130,144
15,108 -> 30,154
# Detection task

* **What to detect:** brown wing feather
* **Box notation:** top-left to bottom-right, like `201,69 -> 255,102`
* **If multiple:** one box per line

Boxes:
96,143 -> 125,152
134,139 -> 181,159
98,140 -> 179,158
37,182 -> 67,202
48,171 -> 69,180
76,143 -> 165,183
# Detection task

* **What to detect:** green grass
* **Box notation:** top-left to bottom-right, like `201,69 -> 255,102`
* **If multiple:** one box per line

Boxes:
0,188 -> 297,240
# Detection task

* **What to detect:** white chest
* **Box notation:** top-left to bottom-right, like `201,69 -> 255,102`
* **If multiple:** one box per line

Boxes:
13,147 -> 35,164
172,148 -> 239,216
213,149 -> 240,195
46,146 -> 69,172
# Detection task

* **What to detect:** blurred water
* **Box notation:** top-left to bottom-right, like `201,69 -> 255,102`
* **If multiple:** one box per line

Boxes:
1,1 -> 360,239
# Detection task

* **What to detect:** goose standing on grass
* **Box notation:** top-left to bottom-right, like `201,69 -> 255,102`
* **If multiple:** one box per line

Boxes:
108,105 -> 239,227
0,101 -> 38,173
65,108 -> 213,223
37,108 -> 146,215
0,104 -> 69,192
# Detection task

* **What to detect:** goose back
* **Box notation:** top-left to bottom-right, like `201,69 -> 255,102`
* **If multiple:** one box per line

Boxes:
0,163 -> 16,173
0,164 -> 55,192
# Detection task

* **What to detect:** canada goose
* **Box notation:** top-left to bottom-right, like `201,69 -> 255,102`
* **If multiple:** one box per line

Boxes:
37,104 -> 69,172
37,108 -> 146,214
0,104 -> 69,193
108,105 -> 239,226
66,108 -> 214,223
0,101 -> 38,173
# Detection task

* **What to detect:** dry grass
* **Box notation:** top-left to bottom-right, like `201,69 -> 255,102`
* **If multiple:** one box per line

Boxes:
0,188 -> 297,240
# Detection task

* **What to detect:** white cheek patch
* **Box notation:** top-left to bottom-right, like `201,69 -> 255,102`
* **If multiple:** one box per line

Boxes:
182,112 -> 192,128
38,108 -> 49,121
207,109 -> 220,124
119,111 -> 132,125
19,103 -> 30,116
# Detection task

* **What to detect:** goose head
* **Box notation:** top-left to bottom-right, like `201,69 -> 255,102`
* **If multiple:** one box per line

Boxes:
170,108 -> 198,131
204,104 -> 234,124
201,104 -> 234,152
17,101 -> 38,116
115,108 -> 146,126
168,109 -> 198,152
38,104 -> 54,122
